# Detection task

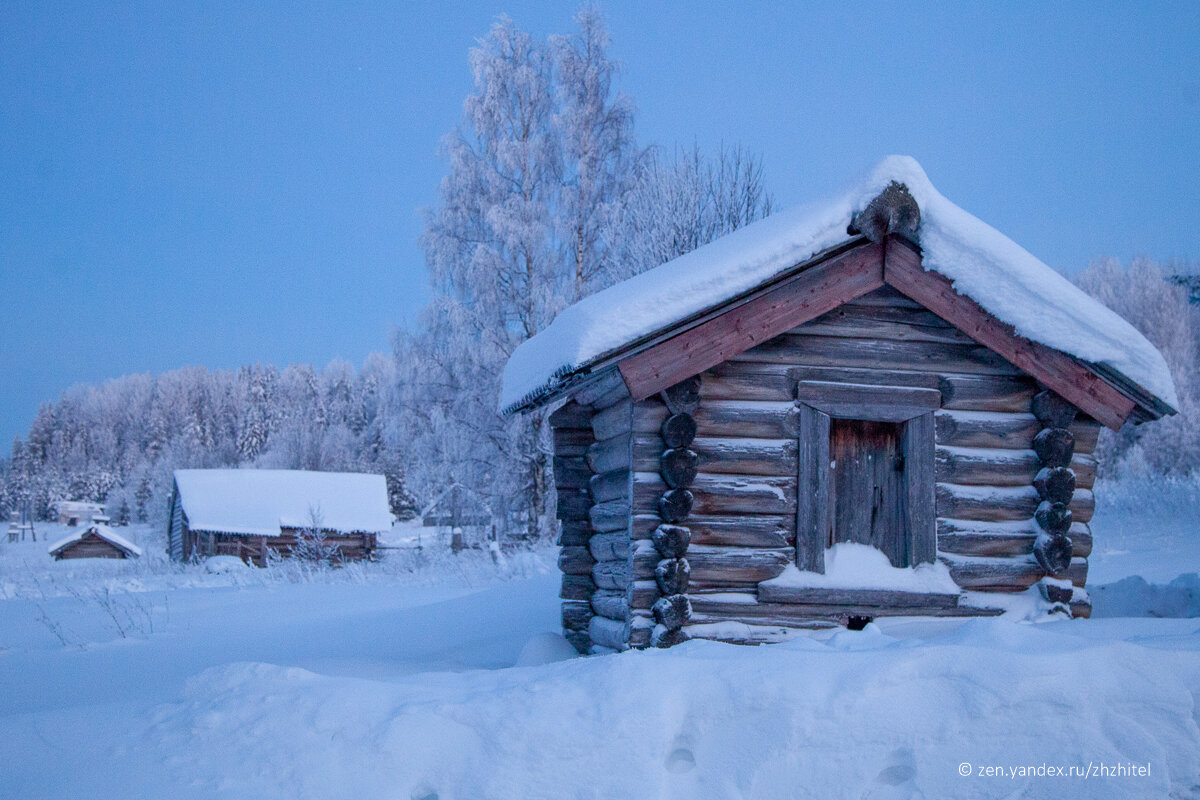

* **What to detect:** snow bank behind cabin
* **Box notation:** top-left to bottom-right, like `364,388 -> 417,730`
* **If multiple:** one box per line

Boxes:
501,156 -> 1176,413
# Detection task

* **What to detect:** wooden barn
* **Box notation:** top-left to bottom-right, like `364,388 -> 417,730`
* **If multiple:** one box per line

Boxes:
500,157 -> 1177,654
167,469 -> 392,565
48,525 -> 142,560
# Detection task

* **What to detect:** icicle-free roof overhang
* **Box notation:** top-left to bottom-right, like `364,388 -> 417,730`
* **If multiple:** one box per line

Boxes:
500,157 -> 1177,429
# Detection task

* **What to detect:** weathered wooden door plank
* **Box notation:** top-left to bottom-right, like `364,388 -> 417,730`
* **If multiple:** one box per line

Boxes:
795,405 -> 831,573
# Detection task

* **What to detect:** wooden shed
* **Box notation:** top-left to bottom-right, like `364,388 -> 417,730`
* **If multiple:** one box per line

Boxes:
500,157 -> 1177,653
48,525 -> 142,560
167,469 -> 392,565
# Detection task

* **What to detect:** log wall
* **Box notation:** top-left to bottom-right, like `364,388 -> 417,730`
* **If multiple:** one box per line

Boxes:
207,530 -> 378,566
638,286 -> 1096,644
552,286 -> 1103,649
53,535 -> 131,560
551,371 -> 636,653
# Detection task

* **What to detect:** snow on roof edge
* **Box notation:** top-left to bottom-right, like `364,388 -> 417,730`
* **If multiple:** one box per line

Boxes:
48,524 -> 143,557
500,156 -> 1177,416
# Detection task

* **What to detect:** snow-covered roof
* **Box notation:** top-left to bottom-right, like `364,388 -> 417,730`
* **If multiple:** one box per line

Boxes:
173,469 -> 393,537
48,524 -> 143,557
501,156 -> 1177,414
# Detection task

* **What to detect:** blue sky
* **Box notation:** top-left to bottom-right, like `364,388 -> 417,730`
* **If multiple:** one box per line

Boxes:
2,1 -> 1198,446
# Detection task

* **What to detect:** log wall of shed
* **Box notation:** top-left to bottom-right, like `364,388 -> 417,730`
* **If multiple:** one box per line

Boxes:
53,536 -> 130,560
619,286 -> 1100,645
551,372 -> 637,654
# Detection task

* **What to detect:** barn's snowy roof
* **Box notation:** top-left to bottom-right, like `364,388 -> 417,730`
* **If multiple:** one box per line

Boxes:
173,469 -> 393,537
500,156 -> 1177,415
48,524 -> 143,557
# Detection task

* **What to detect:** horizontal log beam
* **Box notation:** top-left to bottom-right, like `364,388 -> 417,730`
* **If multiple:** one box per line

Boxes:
588,531 -> 632,562
587,434 -> 632,474
796,380 -> 942,422
553,456 -> 592,490
589,470 -> 630,504
792,301 -> 974,345
548,401 -> 591,428
935,484 -> 1094,524
936,518 -> 1092,558
561,599 -> 591,630
699,362 -> 1037,412
635,473 -> 796,516
591,589 -> 630,620
556,489 -> 591,522
945,555 -> 1087,592
636,400 -> 799,440
731,333 -> 1024,376
558,546 -> 595,575
758,584 -> 960,608
686,545 -> 792,583
632,513 -> 793,547
592,400 -> 632,441
588,500 -> 630,533
560,574 -> 595,601
689,596 -> 999,623
633,435 -> 798,477
569,368 -> 630,409
935,447 -> 1096,489
588,614 -> 630,650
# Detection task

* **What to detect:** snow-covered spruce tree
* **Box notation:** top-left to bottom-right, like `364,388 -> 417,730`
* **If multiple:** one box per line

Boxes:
1076,256 -> 1200,476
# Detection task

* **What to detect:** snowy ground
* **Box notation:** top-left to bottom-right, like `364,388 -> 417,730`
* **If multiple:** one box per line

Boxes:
1,478 -> 1198,799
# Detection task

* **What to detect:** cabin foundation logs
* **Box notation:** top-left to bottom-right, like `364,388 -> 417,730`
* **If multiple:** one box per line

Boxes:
651,376 -> 700,647
1029,389 -> 1081,614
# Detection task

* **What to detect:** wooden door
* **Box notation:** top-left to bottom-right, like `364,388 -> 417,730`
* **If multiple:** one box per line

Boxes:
828,418 -> 907,567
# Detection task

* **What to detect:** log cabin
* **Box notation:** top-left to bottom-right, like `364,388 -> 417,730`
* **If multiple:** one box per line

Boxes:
48,524 -> 142,560
167,469 -> 392,565
500,157 -> 1178,654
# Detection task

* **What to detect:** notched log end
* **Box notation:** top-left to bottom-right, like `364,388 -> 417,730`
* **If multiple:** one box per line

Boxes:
848,181 -> 921,244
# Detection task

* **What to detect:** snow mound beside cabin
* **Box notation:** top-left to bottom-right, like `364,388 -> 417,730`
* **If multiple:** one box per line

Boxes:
501,155 -> 1176,412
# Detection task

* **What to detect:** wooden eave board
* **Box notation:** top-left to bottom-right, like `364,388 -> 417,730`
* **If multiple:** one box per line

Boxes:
880,236 -> 1136,430
610,232 -> 1148,431
617,240 -> 886,400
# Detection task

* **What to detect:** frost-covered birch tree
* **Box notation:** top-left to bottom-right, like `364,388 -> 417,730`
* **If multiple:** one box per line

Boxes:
553,6 -> 641,300
1076,257 -> 1200,476
409,11 -> 647,540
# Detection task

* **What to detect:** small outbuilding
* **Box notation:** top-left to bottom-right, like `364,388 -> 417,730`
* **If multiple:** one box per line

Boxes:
56,501 -> 106,527
167,469 -> 392,565
500,156 -> 1177,653
48,525 -> 142,560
